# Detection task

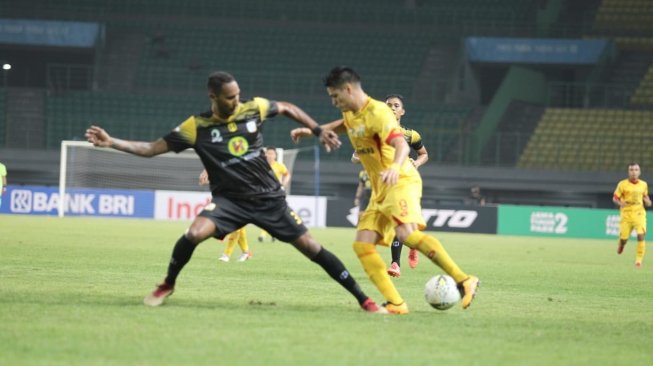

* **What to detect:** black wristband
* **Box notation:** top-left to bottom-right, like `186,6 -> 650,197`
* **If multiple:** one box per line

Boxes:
312,126 -> 323,137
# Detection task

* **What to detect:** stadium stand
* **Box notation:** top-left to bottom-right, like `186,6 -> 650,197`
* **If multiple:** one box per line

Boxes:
518,108 -> 653,171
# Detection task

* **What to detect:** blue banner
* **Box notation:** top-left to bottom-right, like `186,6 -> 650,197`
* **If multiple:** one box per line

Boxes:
0,185 -> 154,218
465,37 -> 609,65
0,19 -> 101,48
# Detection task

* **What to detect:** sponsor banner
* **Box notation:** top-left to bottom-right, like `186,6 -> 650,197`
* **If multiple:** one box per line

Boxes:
327,197 -> 498,234
465,37 -> 608,65
0,18 -> 101,48
498,205 -> 644,239
154,190 -> 327,227
0,185 -> 154,217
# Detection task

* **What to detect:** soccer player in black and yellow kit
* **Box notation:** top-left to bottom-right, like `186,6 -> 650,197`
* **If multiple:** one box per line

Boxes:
292,67 -> 479,314
613,163 -> 651,268
85,71 -> 383,312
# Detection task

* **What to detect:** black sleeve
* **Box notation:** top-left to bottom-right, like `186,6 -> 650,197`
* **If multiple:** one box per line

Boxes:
267,100 -> 279,118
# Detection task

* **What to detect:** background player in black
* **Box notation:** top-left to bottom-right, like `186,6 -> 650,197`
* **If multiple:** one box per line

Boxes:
85,71 -> 383,313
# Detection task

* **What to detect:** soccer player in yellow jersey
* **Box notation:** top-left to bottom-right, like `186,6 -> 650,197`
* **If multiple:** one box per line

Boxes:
292,67 -> 479,314
258,146 -> 291,242
612,163 -> 651,268
352,94 -> 429,277
199,169 -> 252,262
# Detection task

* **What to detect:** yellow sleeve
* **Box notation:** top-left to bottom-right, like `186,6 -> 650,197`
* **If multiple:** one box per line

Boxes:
613,182 -> 623,199
372,106 -> 402,145
253,97 -> 271,121
411,130 -> 422,145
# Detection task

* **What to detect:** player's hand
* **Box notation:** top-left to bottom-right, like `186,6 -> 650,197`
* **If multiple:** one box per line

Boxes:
198,170 -> 209,186
85,125 -> 112,148
319,129 -> 342,153
380,164 -> 400,186
644,196 -> 652,207
290,128 -> 311,144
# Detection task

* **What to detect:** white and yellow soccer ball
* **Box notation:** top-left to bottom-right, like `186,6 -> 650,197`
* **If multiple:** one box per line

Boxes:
424,274 -> 461,310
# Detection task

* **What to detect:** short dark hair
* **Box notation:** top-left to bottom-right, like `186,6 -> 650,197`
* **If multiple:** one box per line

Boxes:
207,71 -> 235,94
266,146 -> 277,151
323,66 -> 361,88
385,94 -> 404,103
628,162 -> 640,168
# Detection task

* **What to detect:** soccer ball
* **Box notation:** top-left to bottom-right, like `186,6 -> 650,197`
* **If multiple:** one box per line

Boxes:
424,274 -> 461,310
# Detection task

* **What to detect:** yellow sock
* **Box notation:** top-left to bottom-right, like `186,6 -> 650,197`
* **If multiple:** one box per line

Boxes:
404,231 -> 467,283
237,227 -> 249,252
224,232 -> 238,256
636,240 -> 646,263
353,241 -> 404,305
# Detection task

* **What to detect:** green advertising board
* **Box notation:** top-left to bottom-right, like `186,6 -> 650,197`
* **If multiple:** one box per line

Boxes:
497,205 -> 651,239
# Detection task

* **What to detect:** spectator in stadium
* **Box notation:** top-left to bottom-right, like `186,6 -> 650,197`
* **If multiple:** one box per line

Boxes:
613,163 -> 651,268
351,93 -> 429,277
290,66 -> 479,314
258,146 -> 291,242
0,161 -> 6,208
85,70 -> 383,313
467,185 -> 486,206
199,169 -> 252,262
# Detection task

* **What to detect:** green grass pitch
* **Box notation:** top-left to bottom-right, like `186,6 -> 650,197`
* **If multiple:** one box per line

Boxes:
1,215 -> 651,365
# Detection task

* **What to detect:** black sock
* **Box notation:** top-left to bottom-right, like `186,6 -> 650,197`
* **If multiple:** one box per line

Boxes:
164,235 -> 197,286
311,248 -> 369,305
391,238 -> 402,266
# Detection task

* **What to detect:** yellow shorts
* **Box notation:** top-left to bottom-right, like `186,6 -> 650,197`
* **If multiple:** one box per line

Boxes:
358,179 -> 425,246
619,210 -> 647,240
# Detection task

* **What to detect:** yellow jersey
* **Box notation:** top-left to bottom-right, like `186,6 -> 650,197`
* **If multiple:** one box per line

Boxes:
614,179 -> 649,214
343,97 -> 420,201
270,160 -> 289,182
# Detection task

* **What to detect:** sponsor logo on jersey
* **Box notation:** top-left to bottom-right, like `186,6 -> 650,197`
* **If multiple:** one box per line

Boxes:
228,136 -> 249,156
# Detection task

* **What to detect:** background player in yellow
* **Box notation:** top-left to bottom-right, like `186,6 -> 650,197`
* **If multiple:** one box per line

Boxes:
0,161 -> 6,208
351,94 -> 429,277
291,66 -> 479,314
612,163 -> 651,268
199,169 -> 252,262
258,146 -> 291,242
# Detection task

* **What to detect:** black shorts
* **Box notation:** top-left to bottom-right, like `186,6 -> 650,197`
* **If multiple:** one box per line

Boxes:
198,195 -> 307,243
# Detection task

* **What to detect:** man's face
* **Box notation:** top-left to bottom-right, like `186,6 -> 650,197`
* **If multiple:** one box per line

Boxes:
210,81 -> 240,118
326,85 -> 353,112
385,97 -> 405,122
628,164 -> 641,180
265,149 -> 277,163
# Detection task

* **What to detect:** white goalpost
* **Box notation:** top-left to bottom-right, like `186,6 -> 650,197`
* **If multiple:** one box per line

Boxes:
58,141 -> 204,217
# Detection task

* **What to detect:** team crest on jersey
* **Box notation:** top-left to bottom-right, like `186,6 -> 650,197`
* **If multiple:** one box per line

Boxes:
228,136 -> 249,156
348,126 -> 366,137
246,120 -> 257,133
227,122 -> 238,132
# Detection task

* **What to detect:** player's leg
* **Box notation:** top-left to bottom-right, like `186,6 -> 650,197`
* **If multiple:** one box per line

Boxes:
144,216 -> 216,306
221,230 -> 238,262
353,229 -> 408,314
397,224 -> 479,309
635,220 -> 646,268
236,227 -> 252,261
255,197 -> 383,313
617,218 -> 632,255
388,237 -> 402,277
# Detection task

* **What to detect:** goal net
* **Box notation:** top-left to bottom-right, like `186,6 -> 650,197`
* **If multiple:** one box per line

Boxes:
58,141 -> 311,217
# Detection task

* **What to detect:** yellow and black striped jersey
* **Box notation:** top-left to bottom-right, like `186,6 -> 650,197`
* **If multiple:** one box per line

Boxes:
163,97 -> 285,199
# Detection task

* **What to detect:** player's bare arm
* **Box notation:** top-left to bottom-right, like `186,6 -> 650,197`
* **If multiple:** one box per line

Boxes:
644,195 -> 652,207
290,119 -> 345,144
412,146 -> 429,169
277,102 -> 341,152
85,125 -> 170,157
380,135 -> 410,186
